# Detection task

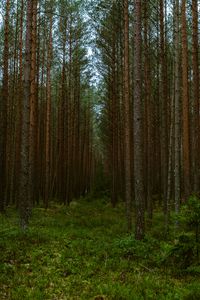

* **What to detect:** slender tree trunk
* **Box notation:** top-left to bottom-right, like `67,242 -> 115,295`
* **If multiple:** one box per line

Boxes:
191,0 -> 199,193
159,0 -> 168,209
38,35 -> 46,199
0,0 -> 10,212
19,0 -> 33,230
34,2 -> 41,204
134,0 -> 145,240
124,0 -> 132,231
166,90 -> 174,232
111,29 -> 118,207
44,14 -> 53,208
8,0 -> 20,205
174,0 -> 181,215
58,18 -> 67,202
29,0 -> 38,205
144,1 -> 153,221
181,0 -> 190,200
14,0 -> 24,207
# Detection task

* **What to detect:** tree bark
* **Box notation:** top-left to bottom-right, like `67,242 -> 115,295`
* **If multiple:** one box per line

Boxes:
44,14 -> 53,208
29,0 -> 38,205
191,0 -> 199,193
19,0 -> 33,230
0,0 -> 10,212
134,0 -> 145,240
159,0 -> 168,210
124,0 -> 132,231
174,0 -> 181,215
181,0 -> 190,200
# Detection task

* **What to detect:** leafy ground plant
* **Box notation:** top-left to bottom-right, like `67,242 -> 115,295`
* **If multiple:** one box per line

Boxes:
0,199 -> 199,299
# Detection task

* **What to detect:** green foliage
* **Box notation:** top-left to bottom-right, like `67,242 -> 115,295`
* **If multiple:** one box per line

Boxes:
113,235 -> 159,262
159,196 -> 200,274
179,195 -> 200,229
178,195 -> 200,261
0,199 -> 198,299
183,282 -> 200,300
161,233 -> 196,270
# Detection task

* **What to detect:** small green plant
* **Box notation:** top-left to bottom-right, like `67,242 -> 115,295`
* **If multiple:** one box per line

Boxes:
183,282 -> 200,300
179,195 -> 200,259
160,196 -> 200,272
162,233 -> 196,269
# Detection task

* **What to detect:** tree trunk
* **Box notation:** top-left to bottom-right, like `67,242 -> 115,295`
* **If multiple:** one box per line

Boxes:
181,0 -> 190,200
124,0 -> 132,231
44,14 -> 53,208
0,0 -> 10,212
29,0 -> 38,205
14,0 -> 24,207
19,0 -> 33,230
191,0 -> 199,193
159,0 -> 168,211
174,0 -> 181,216
144,0 -> 153,221
134,0 -> 145,240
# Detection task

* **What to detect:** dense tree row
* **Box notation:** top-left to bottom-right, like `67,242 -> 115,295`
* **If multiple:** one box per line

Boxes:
0,0 -> 199,240
0,0 -> 95,228
91,0 -> 200,237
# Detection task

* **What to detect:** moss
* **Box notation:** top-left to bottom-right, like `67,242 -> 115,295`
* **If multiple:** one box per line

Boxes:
0,198 -> 198,299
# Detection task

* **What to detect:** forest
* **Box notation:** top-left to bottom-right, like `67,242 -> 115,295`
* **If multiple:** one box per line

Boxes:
0,0 -> 200,299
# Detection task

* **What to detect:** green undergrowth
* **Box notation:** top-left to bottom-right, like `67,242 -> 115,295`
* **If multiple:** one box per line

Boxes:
0,197 -> 199,300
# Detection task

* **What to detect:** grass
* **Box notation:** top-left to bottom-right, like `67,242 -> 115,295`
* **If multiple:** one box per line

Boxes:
0,197 -> 199,299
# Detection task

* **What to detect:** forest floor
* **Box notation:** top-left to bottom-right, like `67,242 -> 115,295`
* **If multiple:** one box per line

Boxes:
0,197 -> 199,300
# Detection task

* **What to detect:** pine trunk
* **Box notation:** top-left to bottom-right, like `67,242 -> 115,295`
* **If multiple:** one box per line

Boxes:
124,0 -> 132,231
181,0 -> 190,200
19,0 -> 32,230
134,0 -> 145,240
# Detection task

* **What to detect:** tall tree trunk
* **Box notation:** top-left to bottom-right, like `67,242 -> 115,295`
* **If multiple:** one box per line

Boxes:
181,0 -> 190,200
29,0 -> 38,205
174,0 -> 181,216
124,0 -> 132,231
0,0 -> 10,212
8,0 -> 20,205
14,0 -> 24,207
144,0 -> 153,221
111,28 -> 118,207
44,14 -> 53,208
191,0 -> 199,193
166,87 -> 174,232
134,0 -> 145,240
19,0 -> 33,230
159,0 -> 168,211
